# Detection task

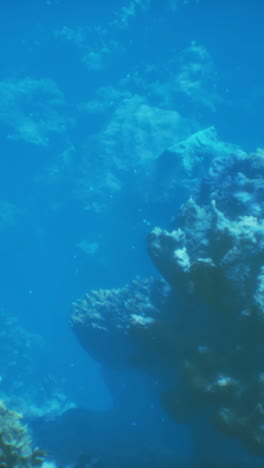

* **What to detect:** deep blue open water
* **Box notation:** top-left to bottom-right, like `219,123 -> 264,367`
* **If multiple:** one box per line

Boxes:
0,1 -> 264,467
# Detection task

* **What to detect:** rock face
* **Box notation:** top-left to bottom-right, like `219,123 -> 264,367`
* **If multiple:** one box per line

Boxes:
71,129 -> 264,455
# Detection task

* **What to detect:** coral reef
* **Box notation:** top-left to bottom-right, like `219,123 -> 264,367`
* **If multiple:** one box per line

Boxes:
0,311 -> 74,420
71,278 -> 169,368
148,200 -> 264,451
149,126 -> 237,202
148,143 -> 264,454
0,77 -> 68,146
73,94 -> 190,212
71,129 -> 264,455
0,401 -> 45,468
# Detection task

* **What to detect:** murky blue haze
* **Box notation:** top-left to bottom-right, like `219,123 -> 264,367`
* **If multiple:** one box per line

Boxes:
0,1 -> 263,467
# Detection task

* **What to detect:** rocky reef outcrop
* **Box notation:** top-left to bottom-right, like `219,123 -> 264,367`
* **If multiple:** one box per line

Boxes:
147,140 -> 264,454
71,128 -> 264,455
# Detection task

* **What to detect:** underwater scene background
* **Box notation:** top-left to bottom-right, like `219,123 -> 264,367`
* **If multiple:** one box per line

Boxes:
1,0 -> 264,466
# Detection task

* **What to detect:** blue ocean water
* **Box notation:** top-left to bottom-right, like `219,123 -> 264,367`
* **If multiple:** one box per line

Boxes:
0,1 -> 264,467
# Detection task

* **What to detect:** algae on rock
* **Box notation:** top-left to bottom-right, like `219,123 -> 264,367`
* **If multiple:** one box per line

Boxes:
0,401 -> 45,468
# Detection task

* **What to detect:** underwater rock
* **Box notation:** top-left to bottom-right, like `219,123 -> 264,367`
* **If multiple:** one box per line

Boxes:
96,94 -> 188,169
198,147 -> 264,218
0,401 -> 45,468
149,126 -> 237,202
72,129 -> 264,455
148,198 -> 264,310
73,94 -> 191,211
147,142 -> 264,454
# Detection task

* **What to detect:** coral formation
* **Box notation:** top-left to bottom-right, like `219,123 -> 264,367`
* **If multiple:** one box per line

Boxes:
149,141 -> 264,454
149,126 -> 240,202
0,77 -> 68,145
71,129 -> 264,455
148,203 -> 264,452
0,311 -> 74,420
71,278 -> 168,368
73,94 -> 190,211
0,401 -> 45,468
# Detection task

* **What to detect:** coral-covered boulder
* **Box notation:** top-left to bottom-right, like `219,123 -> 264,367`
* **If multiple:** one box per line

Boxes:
147,144 -> 264,454
71,129 -> 264,454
